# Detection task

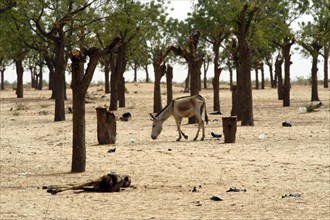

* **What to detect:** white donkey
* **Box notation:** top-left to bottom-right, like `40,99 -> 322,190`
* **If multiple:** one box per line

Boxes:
150,95 -> 209,141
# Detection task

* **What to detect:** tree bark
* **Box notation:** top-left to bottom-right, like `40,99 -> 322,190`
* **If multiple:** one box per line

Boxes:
14,58 -> 24,98
29,65 -> 36,89
110,43 -> 126,111
323,46 -> 329,88
237,54 -> 253,126
44,54 -> 55,96
282,39 -> 294,107
53,32 -> 67,121
228,61 -> 233,89
189,60 -> 203,96
166,64 -> 173,105
118,75 -> 125,108
144,64 -> 150,83
275,55 -> 284,100
37,62 -> 43,90
212,68 -> 221,112
133,61 -> 138,82
255,65 -> 259,89
0,68 -> 4,90
261,64 -> 265,89
184,70 -> 190,93
71,50 -> 86,172
188,59 -> 203,124
103,54 -> 111,94
231,85 -> 238,117
72,89 -> 86,172
236,4 -> 256,126
212,42 -> 221,112
153,61 -> 166,113
266,58 -> 275,88
203,59 -> 208,89
311,54 -> 320,101
300,41 -> 322,102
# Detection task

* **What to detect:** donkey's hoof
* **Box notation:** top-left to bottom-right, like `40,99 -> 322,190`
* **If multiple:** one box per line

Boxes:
193,138 -> 197,141
176,138 -> 181,142
184,135 -> 188,140
201,137 -> 204,141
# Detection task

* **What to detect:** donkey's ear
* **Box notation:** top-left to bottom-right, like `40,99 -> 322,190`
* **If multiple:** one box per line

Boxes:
150,113 -> 156,120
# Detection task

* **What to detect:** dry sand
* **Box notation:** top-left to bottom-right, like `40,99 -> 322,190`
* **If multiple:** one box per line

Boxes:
0,83 -> 329,220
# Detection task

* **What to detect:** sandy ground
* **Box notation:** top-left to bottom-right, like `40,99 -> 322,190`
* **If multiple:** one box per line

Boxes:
0,83 -> 329,220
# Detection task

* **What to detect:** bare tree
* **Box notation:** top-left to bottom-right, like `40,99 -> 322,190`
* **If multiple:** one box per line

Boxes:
70,37 -> 120,172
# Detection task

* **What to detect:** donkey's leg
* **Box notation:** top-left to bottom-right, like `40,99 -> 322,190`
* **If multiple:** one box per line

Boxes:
201,119 -> 205,141
174,117 -> 183,141
181,131 -> 188,140
193,116 -> 202,141
177,118 -> 188,139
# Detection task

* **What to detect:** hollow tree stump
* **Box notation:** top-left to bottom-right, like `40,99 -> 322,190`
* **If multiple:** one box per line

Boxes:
96,107 -> 116,144
222,116 -> 237,143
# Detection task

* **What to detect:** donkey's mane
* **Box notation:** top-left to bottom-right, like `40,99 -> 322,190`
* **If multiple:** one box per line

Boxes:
155,102 -> 172,117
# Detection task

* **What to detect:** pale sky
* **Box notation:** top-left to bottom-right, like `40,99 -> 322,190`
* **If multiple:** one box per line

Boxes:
2,0 -> 326,84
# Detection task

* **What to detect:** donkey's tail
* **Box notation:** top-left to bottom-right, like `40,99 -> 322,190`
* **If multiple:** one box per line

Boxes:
203,100 -> 209,125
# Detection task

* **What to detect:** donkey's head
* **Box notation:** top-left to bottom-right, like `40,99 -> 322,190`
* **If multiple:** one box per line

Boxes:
150,113 -> 163,140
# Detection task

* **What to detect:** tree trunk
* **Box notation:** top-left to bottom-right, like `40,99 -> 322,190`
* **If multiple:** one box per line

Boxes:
282,42 -> 293,107
153,62 -> 164,113
37,63 -> 43,90
15,58 -> 24,98
234,65 -> 241,121
72,90 -> 86,172
231,85 -> 238,117
104,55 -> 111,94
45,55 -> 55,96
275,56 -> 283,100
212,69 -> 221,112
237,55 -> 253,126
311,55 -> 320,101
70,38 -> 120,173
145,65 -> 150,83
189,60 -> 203,96
166,64 -> 173,105
261,64 -> 265,89
71,52 -> 86,172
255,66 -> 259,89
266,59 -> 275,88
203,60 -> 208,89
0,69 -> 4,90
133,62 -> 138,82
118,53 -> 127,108
96,107 -> 116,144
110,61 -> 119,110
54,34 -> 66,121
184,70 -> 190,93
118,75 -> 125,108
236,3 -> 256,126
324,46 -> 329,88
188,59 -> 203,124
212,43 -> 221,112
30,66 -> 36,89
110,44 -> 126,111
228,62 -> 233,89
